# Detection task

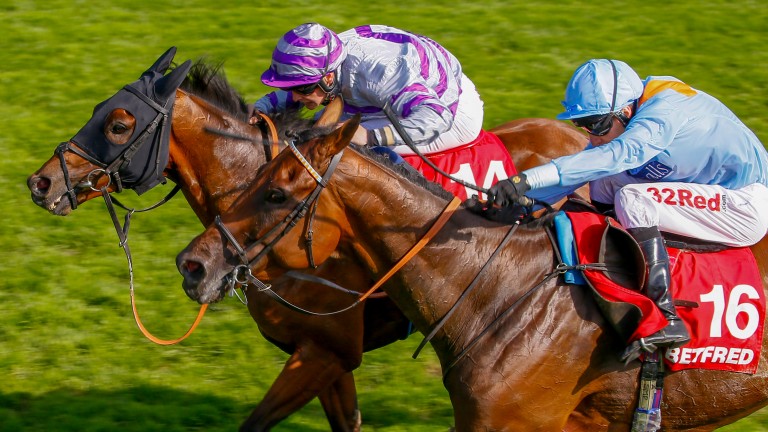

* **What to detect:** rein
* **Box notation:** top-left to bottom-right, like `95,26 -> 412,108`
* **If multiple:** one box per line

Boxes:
54,83 -> 207,345
411,221 -> 521,359
382,102 -> 554,212
222,196 -> 462,315
439,223 -> 605,379
382,102 -> 489,196
100,187 -> 207,344
214,140 -> 463,315
203,111 -> 282,161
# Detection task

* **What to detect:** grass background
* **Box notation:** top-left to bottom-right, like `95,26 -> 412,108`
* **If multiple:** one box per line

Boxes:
3,0 -> 768,430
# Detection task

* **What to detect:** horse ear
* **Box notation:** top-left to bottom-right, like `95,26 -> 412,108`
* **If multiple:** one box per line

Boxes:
154,60 -> 192,102
314,97 -> 343,128
326,114 -> 360,155
142,46 -> 178,77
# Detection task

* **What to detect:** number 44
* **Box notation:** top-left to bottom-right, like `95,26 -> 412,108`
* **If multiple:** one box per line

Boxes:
699,284 -> 761,340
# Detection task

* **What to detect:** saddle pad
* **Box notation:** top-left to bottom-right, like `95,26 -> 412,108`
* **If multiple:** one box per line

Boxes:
665,247 -> 764,373
400,130 -> 517,200
567,211 -> 765,374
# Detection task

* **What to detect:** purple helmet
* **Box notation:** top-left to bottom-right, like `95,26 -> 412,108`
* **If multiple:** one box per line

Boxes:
261,23 -> 347,89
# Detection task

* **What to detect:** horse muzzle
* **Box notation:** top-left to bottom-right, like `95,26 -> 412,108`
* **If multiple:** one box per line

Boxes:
176,247 -> 232,304
27,172 -> 75,215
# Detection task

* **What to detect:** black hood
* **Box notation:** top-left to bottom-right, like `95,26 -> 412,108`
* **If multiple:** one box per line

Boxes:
71,47 -> 191,195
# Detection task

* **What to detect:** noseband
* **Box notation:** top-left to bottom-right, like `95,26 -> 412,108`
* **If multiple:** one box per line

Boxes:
54,83 -> 175,210
213,141 -> 465,317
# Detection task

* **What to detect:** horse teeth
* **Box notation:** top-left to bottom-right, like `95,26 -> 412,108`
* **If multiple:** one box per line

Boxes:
48,197 -> 61,211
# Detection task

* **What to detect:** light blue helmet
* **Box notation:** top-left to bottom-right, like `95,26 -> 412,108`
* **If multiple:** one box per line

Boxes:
556,59 -> 644,120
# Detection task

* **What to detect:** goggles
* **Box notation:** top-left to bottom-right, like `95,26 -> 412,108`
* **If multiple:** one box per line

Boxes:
572,113 -> 616,136
285,82 -> 320,95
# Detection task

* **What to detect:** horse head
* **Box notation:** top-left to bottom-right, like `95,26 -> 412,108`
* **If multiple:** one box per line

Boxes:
27,47 -> 191,215
177,115 -> 360,304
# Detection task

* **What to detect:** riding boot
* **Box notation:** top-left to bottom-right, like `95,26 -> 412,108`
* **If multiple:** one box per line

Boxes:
621,226 -> 690,363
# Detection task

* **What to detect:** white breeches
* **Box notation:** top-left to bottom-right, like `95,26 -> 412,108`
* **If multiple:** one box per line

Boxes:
591,173 -> 768,247
363,74 -> 484,156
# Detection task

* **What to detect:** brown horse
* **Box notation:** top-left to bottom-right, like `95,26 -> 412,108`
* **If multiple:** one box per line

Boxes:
27,48 -> 588,431
176,115 -> 768,431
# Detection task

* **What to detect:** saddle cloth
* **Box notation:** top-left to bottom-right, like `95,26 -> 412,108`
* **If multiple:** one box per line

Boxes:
558,210 -> 765,374
401,130 -> 516,200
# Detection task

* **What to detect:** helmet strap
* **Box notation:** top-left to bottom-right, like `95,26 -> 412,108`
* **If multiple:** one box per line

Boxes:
319,71 -> 341,106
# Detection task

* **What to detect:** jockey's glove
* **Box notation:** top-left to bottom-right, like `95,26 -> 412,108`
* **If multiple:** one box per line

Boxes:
247,105 -> 264,126
465,195 -> 530,224
488,173 -> 533,207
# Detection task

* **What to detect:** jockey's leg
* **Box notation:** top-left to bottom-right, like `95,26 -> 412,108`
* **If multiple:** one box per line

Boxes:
626,225 -> 690,351
589,172 -> 654,214
614,182 -> 768,247
388,73 -> 483,156
614,181 -> 768,362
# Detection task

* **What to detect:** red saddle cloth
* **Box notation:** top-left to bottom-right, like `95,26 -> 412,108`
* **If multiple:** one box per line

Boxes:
568,211 -> 765,374
400,130 -> 516,200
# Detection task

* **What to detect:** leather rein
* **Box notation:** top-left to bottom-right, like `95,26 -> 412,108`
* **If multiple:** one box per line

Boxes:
214,140 -> 463,315
54,104 -> 279,345
212,138 -> 558,377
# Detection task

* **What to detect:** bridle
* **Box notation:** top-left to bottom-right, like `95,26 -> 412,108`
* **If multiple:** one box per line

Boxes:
210,137 -> 567,379
55,84 -> 178,211
213,140 -> 463,315
203,110 -> 281,162
214,140 -> 345,310
51,82 -> 208,345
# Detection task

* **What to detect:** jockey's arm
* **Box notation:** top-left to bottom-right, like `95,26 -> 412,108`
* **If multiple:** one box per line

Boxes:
363,102 -> 452,147
251,91 -> 302,119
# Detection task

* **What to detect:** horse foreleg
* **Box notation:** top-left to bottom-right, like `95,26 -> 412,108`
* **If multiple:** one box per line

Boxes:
317,372 -> 362,432
239,343 -> 351,432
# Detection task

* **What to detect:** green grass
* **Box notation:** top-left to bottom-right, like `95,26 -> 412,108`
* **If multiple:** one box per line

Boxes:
3,0 -> 768,430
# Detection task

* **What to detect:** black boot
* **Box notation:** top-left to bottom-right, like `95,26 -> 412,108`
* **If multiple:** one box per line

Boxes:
621,226 -> 690,363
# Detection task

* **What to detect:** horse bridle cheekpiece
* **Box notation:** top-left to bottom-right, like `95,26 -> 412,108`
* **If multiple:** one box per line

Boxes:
57,47 -> 192,207
214,140 -> 344,308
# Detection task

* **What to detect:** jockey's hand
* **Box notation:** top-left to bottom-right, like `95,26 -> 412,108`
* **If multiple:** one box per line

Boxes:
248,105 -> 264,126
464,195 -> 530,224
487,174 -> 533,207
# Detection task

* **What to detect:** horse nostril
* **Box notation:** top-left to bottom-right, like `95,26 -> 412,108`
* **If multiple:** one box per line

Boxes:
37,178 -> 50,192
185,260 -> 200,274
182,259 -> 206,284
29,176 -> 51,195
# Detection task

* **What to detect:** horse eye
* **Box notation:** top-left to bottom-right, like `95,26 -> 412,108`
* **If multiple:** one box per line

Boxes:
111,123 -> 129,134
103,109 -> 136,145
265,189 -> 287,204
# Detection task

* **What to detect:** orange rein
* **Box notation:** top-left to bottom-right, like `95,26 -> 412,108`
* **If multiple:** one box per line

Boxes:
131,293 -> 208,345
120,113 -> 279,345
358,196 -> 462,302
254,111 -> 281,160
99,185 -> 208,346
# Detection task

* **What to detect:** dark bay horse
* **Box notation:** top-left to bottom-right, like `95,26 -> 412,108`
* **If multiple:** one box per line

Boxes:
176,115 -> 768,431
27,48 -> 589,431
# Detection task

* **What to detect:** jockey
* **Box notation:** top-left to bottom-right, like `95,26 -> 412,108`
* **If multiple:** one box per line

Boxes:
251,22 -> 484,156
487,59 -> 768,361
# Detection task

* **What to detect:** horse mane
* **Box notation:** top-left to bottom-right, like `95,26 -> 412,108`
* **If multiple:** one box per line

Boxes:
179,58 -> 314,139
177,59 -> 450,199
350,145 -> 455,200
180,59 -> 249,122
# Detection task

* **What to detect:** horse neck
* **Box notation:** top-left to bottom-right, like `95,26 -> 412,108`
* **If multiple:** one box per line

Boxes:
332,152 -> 556,349
167,90 -> 267,226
